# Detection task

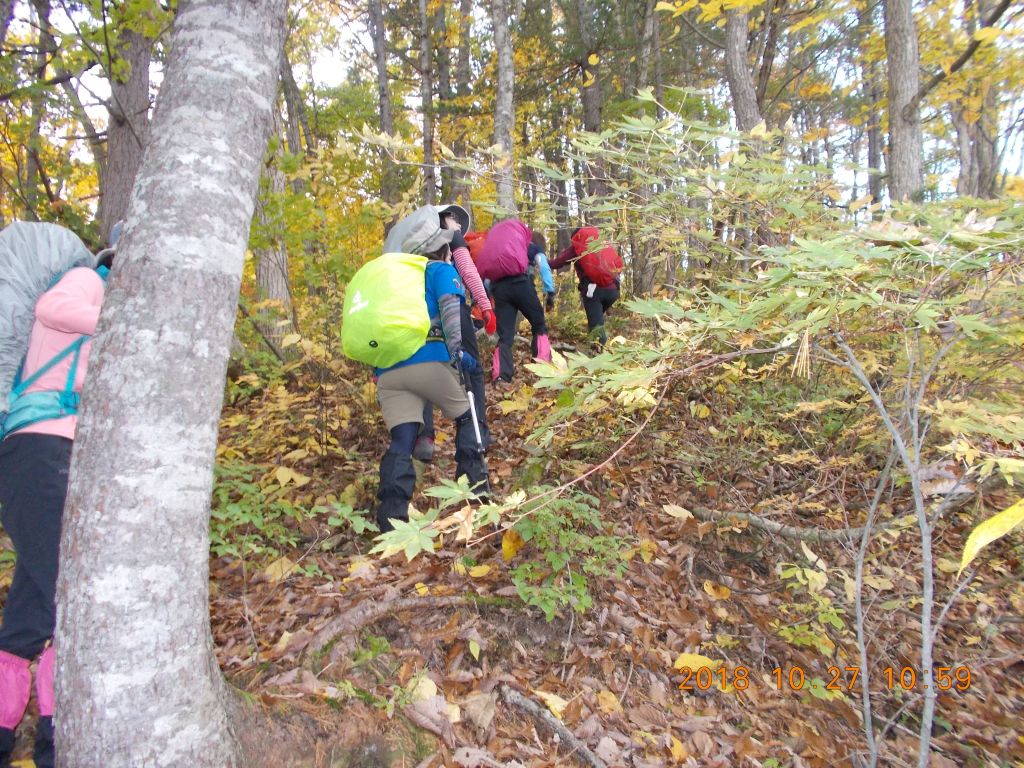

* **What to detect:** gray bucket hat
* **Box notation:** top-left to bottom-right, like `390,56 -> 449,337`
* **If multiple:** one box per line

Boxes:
433,203 -> 470,234
383,205 -> 455,255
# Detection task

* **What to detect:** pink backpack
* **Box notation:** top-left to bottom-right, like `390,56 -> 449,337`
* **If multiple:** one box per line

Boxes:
475,219 -> 530,281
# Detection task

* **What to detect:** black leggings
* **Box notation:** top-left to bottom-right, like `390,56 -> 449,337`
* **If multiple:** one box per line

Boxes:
0,434 -> 72,659
580,284 -> 619,347
491,274 -> 547,382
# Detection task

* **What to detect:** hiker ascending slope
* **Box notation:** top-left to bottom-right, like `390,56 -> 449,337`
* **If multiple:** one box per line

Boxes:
349,206 -> 490,532
527,230 -> 556,312
386,205 -> 496,462
548,225 -> 623,350
475,219 -> 552,383
0,221 -> 118,768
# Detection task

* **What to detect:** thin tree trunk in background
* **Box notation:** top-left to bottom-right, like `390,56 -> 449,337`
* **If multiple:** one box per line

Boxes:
491,0 -> 516,214
254,107 -> 296,355
866,65 -> 885,204
25,0 -> 52,218
954,0 -> 998,198
638,0 -> 656,94
754,0 -> 784,117
418,0 -> 436,204
281,53 -> 312,158
883,0 -> 924,202
543,109 -> 571,253
451,0 -> 474,214
576,0 -> 607,200
435,3 -> 454,201
724,9 -> 763,132
369,0 -> 399,221
98,28 -> 152,244
56,0 -> 290,764
0,0 -> 14,50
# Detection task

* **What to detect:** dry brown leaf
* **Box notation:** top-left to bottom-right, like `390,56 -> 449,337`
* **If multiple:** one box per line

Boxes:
464,691 -> 498,732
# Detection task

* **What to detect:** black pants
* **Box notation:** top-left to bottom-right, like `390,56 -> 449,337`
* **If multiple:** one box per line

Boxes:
0,434 -> 72,660
421,302 -> 488,442
580,284 -> 619,347
491,274 -> 547,382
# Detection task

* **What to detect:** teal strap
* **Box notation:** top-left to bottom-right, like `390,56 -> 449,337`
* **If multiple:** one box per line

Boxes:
12,336 -> 87,397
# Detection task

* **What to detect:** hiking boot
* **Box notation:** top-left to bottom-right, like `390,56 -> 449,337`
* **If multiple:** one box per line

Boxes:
455,415 -> 491,500
33,716 -> 53,768
0,727 -> 15,768
412,435 -> 435,462
376,451 -> 417,532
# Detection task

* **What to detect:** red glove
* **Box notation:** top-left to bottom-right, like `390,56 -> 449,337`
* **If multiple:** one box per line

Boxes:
482,308 -> 497,335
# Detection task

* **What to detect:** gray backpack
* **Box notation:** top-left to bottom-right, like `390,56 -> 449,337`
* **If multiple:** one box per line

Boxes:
0,222 -> 95,420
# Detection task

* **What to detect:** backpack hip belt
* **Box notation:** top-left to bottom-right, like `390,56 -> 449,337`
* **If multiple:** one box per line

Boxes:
1,337 -> 86,439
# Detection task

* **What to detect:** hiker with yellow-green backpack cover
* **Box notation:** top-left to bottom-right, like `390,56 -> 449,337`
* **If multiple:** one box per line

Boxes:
341,206 -> 490,532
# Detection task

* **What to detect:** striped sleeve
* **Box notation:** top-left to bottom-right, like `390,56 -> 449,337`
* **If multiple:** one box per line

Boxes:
451,246 -> 492,313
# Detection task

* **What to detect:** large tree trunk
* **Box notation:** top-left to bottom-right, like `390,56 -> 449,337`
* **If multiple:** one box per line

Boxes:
883,0 -> 924,202
98,28 -> 152,244
724,9 -> 763,132
491,0 -> 516,214
418,0 -> 437,204
55,1 -> 288,765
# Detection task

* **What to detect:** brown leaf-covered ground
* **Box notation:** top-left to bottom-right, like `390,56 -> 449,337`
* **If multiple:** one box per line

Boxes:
1,337 -> 1020,767
204,339 -> 1024,768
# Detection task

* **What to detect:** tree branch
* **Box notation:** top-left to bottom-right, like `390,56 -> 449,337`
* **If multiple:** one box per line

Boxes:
904,0 -> 1012,120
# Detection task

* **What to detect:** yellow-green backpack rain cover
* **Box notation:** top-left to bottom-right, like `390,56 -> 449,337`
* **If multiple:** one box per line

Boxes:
342,253 -> 431,368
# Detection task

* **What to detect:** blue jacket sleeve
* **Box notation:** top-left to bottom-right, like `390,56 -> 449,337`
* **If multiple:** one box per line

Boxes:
536,252 -> 555,294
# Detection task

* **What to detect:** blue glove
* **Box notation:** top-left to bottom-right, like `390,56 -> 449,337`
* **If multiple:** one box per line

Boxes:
455,349 -> 480,375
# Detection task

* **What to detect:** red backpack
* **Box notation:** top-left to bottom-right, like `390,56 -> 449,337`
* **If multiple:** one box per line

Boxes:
464,230 -> 487,263
572,227 -> 623,288
476,219 -> 530,281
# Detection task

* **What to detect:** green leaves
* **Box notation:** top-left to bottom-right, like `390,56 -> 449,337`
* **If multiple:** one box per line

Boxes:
369,519 -> 440,562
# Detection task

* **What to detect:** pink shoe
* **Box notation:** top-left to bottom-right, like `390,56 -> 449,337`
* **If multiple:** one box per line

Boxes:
0,650 -> 31,730
491,347 -> 502,381
36,646 -> 55,717
534,334 -> 552,362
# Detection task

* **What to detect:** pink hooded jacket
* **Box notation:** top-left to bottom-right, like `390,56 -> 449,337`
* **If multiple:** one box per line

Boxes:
16,267 -> 104,441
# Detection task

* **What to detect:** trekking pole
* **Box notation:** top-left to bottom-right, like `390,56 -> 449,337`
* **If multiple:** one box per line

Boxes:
457,358 -> 485,453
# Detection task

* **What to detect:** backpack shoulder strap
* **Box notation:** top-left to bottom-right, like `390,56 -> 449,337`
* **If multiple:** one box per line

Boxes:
11,336 -> 88,398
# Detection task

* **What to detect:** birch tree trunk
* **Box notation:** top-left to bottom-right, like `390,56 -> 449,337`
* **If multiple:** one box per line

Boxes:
724,9 -> 763,132
98,28 -> 152,244
883,0 -> 924,202
491,0 -> 517,214
56,1 -> 287,765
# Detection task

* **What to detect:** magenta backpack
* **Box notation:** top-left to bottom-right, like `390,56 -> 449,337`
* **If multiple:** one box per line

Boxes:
475,219 -> 530,281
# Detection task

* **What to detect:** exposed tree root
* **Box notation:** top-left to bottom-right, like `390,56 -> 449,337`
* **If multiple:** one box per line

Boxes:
498,684 -> 607,768
307,595 -> 477,657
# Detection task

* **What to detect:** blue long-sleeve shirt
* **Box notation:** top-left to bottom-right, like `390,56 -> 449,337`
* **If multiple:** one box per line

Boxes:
527,243 -> 555,294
